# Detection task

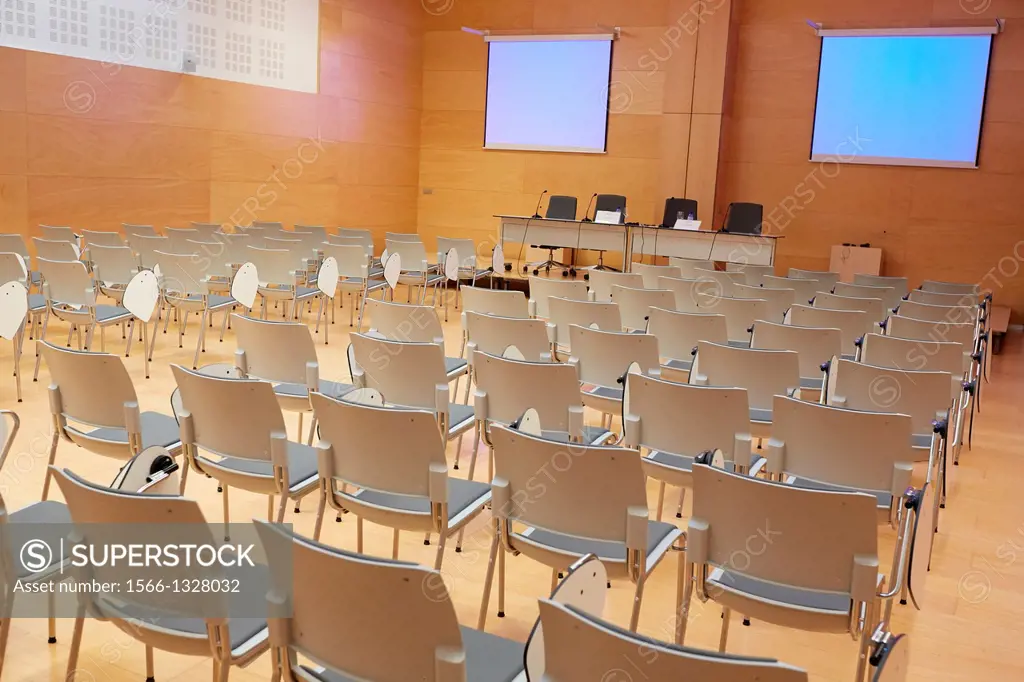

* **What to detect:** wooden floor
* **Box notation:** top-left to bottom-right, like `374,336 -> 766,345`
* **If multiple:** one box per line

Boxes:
1,287 -> 1022,681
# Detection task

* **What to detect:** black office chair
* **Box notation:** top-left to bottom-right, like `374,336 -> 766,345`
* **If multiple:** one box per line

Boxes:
582,194 -> 627,272
524,195 -> 577,276
723,202 -> 763,235
662,198 -> 699,227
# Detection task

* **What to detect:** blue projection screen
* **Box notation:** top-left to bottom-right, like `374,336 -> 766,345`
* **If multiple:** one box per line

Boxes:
811,34 -> 994,168
485,36 -> 614,153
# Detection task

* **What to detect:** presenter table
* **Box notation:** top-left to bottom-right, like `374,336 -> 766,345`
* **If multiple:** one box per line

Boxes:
629,225 -> 781,266
497,215 -> 629,264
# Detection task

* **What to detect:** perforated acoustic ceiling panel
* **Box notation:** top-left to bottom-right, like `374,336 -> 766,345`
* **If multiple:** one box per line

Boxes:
0,0 -> 319,92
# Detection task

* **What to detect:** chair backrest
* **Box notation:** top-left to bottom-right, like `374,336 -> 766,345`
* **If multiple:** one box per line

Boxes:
133,235 -> 174,268
171,363 -> 286,460
365,298 -> 444,343
0,234 -> 30,260
860,333 -> 965,392
833,282 -> 901,313
122,223 -> 156,239
661,197 -> 698,226
252,221 -> 284,229
385,232 -> 421,243
435,237 -> 478,272
536,599 -> 808,682
234,315 -> 318,385
528,276 -> 589,318
725,262 -> 775,287
667,258 -> 716,279
189,222 -> 224,240
569,325 -> 660,387
41,343 -> 137,430
246,245 -> 295,285
0,253 -> 26,286
294,225 -> 328,241
920,280 -> 979,296
253,520 -> 466,682
465,312 -> 551,363
690,464 -> 877,595
336,228 -> 375,251
385,239 -> 431,273
788,268 -> 839,289
37,258 -> 94,307
760,275 -> 823,305
723,202 -> 763,234
733,283 -> 792,323
813,292 -> 886,327
750,320 -> 841,381
81,230 -> 124,249
39,225 -> 76,242
491,425 -> 647,542
186,239 -> 232,279
594,194 -> 627,218
692,267 -> 743,297
546,195 -> 578,220
769,395 -> 915,494
461,286 -> 528,319
886,314 -> 975,350
152,251 -> 209,297
826,358 -> 952,435
164,228 -> 200,253
696,295 -> 765,344
311,394 -> 445,499
657,275 -> 718,313
349,334 -> 448,411
632,263 -> 682,289
895,299 -> 978,327
219,232 -> 256,262
624,373 -> 750,460
646,308 -> 727,361
854,274 -> 909,298
691,341 -> 799,411
320,243 -> 370,280
327,234 -> 374,258
588,270 -> 643,302
32,237 -> 78,262
609,285 -> 675,331
473,352 -> 583,432
548,297 -> 621,349
906,289 -> 978,308
785,304 -> 871,357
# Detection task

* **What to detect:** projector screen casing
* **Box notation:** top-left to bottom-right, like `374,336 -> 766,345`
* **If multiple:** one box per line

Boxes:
809,29 -> 996,169
484,35 -> 615,154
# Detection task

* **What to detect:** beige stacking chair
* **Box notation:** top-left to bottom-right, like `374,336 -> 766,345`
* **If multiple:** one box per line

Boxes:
855,274 -> 909,298
234,315 -> 354,445
536,597 -> 808,682
680,464 -> 910,682
481,424 -> 684,631
246,245 -> 322,320
623,373 -> 752,520
569,324 -> 660,424
834,282 -> 901,313
725,262 -> 775,287
253,520 -> 526,682
39,343 -> 183,500
762,275 -> 823,306
886,315 -> 977,358
907,289 -> 977,308
813,292 -> 886,328
363,298 -> 468,382
459,285 -> 530,356
264,235 -> 319,287
150,250 -> 237,367
786,304 -> 871,359
88,244 -> 138,305
386,238 -> 445,304
185,237 -> 234,295
734,283 -> 793,323
920,280 -> 979,296
647,307 -> 727,379
695,295 -> 765,347
788,267 -> 840,289
32,258 -> 140,380
32,237 -> 79,263
690,341 -> 800,439
668,257 -> 715,278
0,410 -> 71,669
463,311 -> 554,399
632,262 -> 681,289
318,242 -> 388,331
588,270 -> 643,302
896,299 -> 978,327
547,297 -> 621,354
348,334 -> 475,447
336,227 -> 376,255
528,276 -> 590,318
751,320 -> 840,392
385,231 -> 421,243
693,267 -> 744,297
122,223 -> 157,238
164,227 -> 200,253
468,351 -> 614,477
0,233 -> 38,289
132,234 -> 176,268
220,231 -> 258,262
172,363 -> 320,523
189,221 -> 223,240
656,275 -> 719,313
437,235 -> 491,288
39,225 -> 76,243
310,394 -> 491,565
51,468 -> 270,682
328,233 -> 373,253
610,284 -> 675,331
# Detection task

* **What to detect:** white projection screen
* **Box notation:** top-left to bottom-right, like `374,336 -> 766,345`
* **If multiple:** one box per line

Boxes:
810,27 -> 997,169
484,35 -> 614,153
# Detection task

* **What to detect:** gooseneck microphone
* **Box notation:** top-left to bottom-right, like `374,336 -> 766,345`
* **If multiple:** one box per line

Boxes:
519,189 -> 549,273
581,193 -> 598,223
532,189 -> 548,219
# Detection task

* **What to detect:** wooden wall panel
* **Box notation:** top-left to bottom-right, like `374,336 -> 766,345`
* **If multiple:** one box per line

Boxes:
719,0 -> 1024,316
0,0 -> 422,238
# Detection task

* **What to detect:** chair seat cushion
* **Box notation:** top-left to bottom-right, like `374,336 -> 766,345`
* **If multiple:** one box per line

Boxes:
9,501 -> 71,578
539,425 -> 615,446
664,357 -> 693,372
352,478 -> 490,527
583,385 -> 623,401
274,380 -> 355,400
296,286 -> 320,299
444,356 -> 468,377
800,376 -> 824,390
448,403 -> 476,436
727,339 -> 752,348
519,519 -> 681,571
95,304 -> 133,323
789,476 -> 893,510
215,441 -> 319,492
749,407 -> 773,423
911,433 -> 933,449
82,411 -> 182,451
28,293 -> 46,312
708,567 -> 851,613
648,449 -> 762,473
100,601 -> 268,654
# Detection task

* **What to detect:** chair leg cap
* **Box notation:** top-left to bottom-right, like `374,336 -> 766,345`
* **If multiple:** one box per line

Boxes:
940,503 -> 946,509
455,547 -> 462,553
899,599 -> 907,605
294,507 -> 300,513
742,618 -> 750,626
146,677 -> 155,682
676,512 -> 682,518
497,611 -> 505,618
48,637 -> 56,644
557,572 -> 563,579
424,539 -> 430,545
